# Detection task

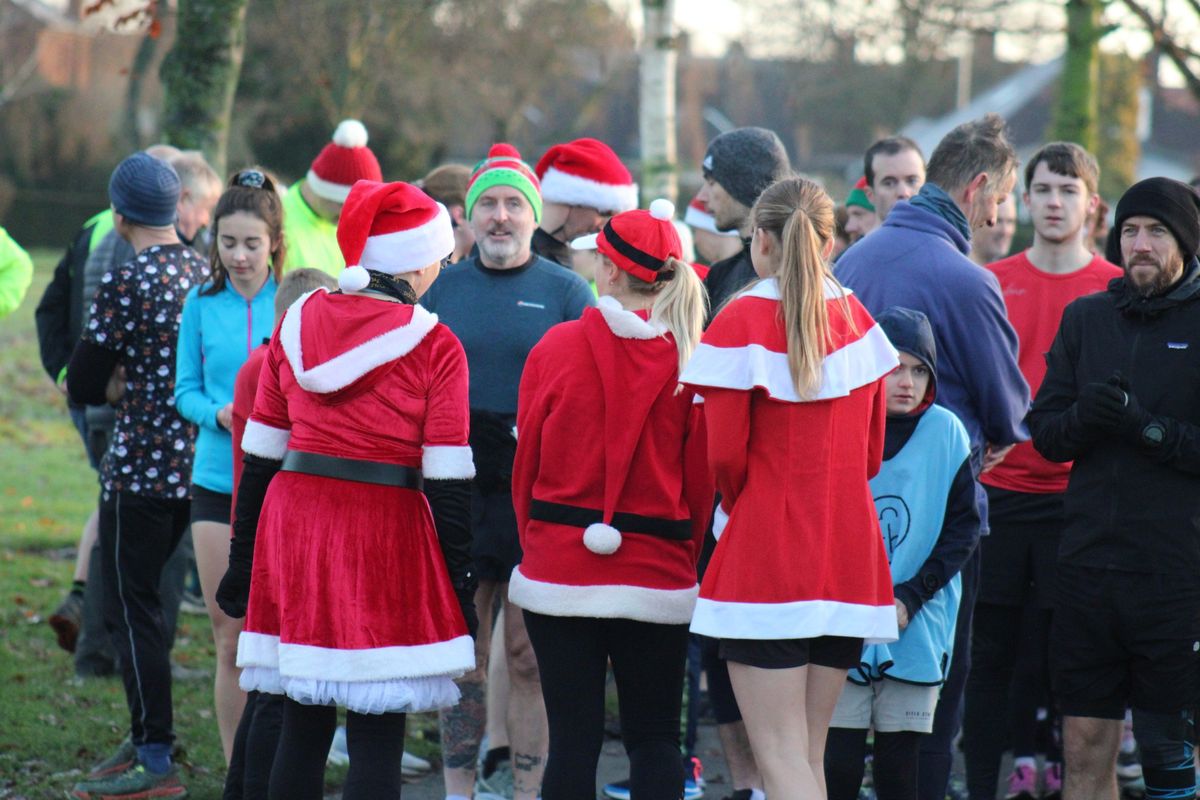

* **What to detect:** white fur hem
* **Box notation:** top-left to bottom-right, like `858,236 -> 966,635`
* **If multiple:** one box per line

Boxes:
422,445 -> 476,479
540,168 -> 638,213
508,567 -> 699,624
305,170 -> 353,203
242,419 -> 291,460
237,630 -> 475,680
690,597 -> 899,644
240,666 -> 461,714
596,295 -> 668,339
281,291 -> 439,394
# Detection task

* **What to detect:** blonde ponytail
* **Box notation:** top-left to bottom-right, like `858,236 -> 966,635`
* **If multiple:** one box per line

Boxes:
650,258 -> 708,374
752,177 -> 855,398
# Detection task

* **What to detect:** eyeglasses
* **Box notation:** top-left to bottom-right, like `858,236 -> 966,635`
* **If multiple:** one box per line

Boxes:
232,169 -> 272,191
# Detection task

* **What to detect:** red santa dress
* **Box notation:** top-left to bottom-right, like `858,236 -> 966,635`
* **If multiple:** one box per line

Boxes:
680,278 -> 900,643
508,296 -> 714,623
237,287 -> 476,713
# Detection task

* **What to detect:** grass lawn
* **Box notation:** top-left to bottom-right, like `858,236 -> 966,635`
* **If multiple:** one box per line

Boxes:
0,253 -> 441,799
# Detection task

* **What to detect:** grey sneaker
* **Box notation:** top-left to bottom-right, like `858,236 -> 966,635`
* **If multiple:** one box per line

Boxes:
87,738 -> 137,779
476,760 -> 514,800
49,590 -> 84,653
71,762 -> 187,798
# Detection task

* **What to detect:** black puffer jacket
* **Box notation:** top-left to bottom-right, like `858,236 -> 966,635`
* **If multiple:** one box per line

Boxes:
1028,259 -> 1200,575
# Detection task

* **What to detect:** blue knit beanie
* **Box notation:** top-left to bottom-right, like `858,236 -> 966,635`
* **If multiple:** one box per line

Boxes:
108,152 -> 181,227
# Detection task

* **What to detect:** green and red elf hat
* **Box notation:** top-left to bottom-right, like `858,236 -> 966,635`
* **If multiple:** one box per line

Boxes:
464,144 -> 543,223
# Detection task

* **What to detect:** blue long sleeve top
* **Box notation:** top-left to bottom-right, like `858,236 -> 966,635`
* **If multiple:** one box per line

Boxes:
175,276 -> 277,494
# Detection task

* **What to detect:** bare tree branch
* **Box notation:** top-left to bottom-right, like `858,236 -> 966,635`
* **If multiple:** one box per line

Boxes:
1117,0 -> 1200,100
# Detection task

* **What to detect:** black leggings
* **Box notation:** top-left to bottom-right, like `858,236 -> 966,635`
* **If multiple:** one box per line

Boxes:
523,611 -> 690,800
223,691 -> 284,800
267,699 -> 407,800
826,727 -> 922,800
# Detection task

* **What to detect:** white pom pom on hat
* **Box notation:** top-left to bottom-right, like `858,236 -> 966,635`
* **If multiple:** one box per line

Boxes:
332,119 -> 369,148
583,522 -> 622,555
649,198 -> 675,220
338,265 -> 371,293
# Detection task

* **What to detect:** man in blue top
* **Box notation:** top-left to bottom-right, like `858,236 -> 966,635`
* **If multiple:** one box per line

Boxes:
422,143 -> 595,800
836,113 -> 1030,800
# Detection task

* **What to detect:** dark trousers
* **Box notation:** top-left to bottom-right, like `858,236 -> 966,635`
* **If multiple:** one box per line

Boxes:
962,602 -> 1055,800
99,490 -> 189,747
826,728 -> 922,800
223,691 -> 285,800
918,547 -> 979,800
524,611 -> 690,800
269,699 -> 407,800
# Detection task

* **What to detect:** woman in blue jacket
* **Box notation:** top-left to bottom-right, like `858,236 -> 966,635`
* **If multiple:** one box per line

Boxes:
175,168 -> 283,763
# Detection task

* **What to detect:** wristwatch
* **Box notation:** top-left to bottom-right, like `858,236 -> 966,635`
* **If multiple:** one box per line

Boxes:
1141,421 -> 1166,447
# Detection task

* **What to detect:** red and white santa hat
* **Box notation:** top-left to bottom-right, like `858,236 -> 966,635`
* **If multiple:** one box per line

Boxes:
336,180 -> 454,293
535,138 -> 638,213
307,120 -> 384,203
683,193 -> 739,237
593,198 -> 683,284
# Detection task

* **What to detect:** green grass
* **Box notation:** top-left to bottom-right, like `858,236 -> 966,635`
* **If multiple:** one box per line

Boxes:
0,254 -> 442,798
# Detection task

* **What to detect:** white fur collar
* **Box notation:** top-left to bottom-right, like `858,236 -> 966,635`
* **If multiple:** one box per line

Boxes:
596,295 -> 668,340
280,288 -> 439,394
741,276 -> 853,302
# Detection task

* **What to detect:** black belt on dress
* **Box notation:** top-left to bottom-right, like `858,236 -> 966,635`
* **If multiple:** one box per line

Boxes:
529,499 -> 692,541
281,451 -> 422,489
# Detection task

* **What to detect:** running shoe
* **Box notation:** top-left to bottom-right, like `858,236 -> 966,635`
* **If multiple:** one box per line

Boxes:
1117,746 -> 1143,781
71,762 -> 187,799
1041,761 -> 1063,799
476,758 -> 514,800
1004,764 -> 1038,799
49,590 -> 84,653
87,738 -> 137,779
685,755 -> 705,799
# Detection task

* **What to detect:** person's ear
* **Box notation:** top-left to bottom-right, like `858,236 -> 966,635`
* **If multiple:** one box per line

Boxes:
450,205 -> 466,225
865,185 -> 876,204
1085,192 -> 1100,217
821,235 -> 835,260
962,172 -> 989,205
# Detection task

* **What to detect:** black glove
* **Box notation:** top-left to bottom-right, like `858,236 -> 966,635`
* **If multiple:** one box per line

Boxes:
468,410 -> 517,494
216,454 -> 280,618
1074,381 -> 1128,431
1107,372 -> 1154,443
425,477 -> 478,637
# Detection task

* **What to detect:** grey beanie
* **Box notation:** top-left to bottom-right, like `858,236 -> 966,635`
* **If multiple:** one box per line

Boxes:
702,127 -> 791,208
108,152 -> 181,228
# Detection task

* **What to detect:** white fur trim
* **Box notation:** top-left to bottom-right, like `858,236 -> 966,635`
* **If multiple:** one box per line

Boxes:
582,522 -> 622,555
596,295 -> 668,340
649,198 -> 675,220
281,293 -> 439,394
339,265 -> 370,292
690,597 -> 899,644
242,419 -> 291,460
332,119 -> 369,148
741,275 -> 852,302
422,445 -> 476,480
540,167 -> 638,213
684,203 -> 739,237
305,169 -> 353,203
237,630 -> 475,680
711,505 -> 729,541
239,665 -> 461,714
680,323 -> 898,402
358,202 -> 454,275
508,567 -> 699,624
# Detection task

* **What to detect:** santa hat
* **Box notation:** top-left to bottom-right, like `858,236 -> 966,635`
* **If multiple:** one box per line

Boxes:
335,180 -> 454,293
465,143 -> 543,223
683,193 -> 739,238
307,120 -> 384,203
536,138 -> 638,213
594,198 -> 682,285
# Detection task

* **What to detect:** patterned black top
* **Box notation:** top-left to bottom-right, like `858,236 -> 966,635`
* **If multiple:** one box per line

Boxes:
84,243 -> 210,499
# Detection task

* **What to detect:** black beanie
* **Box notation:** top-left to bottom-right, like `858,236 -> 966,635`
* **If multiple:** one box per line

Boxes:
702,127 -> 791,208
1114,177 -> 1200,261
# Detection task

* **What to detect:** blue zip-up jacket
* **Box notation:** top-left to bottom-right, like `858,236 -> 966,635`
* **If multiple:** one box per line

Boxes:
835,187 -> 1030,529
176,276 -> 277,494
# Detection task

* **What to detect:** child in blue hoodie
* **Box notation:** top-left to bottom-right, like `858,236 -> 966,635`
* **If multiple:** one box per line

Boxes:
824,307 -> 980,800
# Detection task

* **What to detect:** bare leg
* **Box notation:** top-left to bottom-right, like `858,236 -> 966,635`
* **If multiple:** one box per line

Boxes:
1062,715 -> 1121,800
717,721 -> 763,791
729,661 -> 820,800
485,607 -> 511,754
74,509 -> 100,582
442,580 -> 498,797
803,665 -> 849,799
193,519 -> 246,764
503,595 -> 547,800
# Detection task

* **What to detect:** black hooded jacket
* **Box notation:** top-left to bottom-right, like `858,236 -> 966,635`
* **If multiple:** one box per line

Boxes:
876,307 -> 981,618
1028,259 -> 1200,575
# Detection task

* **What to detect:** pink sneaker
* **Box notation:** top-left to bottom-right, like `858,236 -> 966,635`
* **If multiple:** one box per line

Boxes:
1041,762 -> 1063,799
1004,764 -> 1038,799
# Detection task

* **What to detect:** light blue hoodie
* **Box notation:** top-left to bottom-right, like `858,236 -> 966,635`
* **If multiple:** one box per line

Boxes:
175,275 -> 277,495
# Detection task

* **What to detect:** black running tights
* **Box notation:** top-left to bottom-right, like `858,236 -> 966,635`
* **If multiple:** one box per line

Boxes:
826,727 -> 922,800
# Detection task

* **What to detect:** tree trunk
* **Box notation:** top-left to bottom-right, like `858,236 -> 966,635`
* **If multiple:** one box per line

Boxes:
159,0 -> 249,175
1054,0 -> 1102,151
639,0 -> 677,207
125,26 -> 162,151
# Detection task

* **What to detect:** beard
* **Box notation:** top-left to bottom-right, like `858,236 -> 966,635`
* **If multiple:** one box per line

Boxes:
477,227 -> 523,265
1127,256 -> 1184,298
